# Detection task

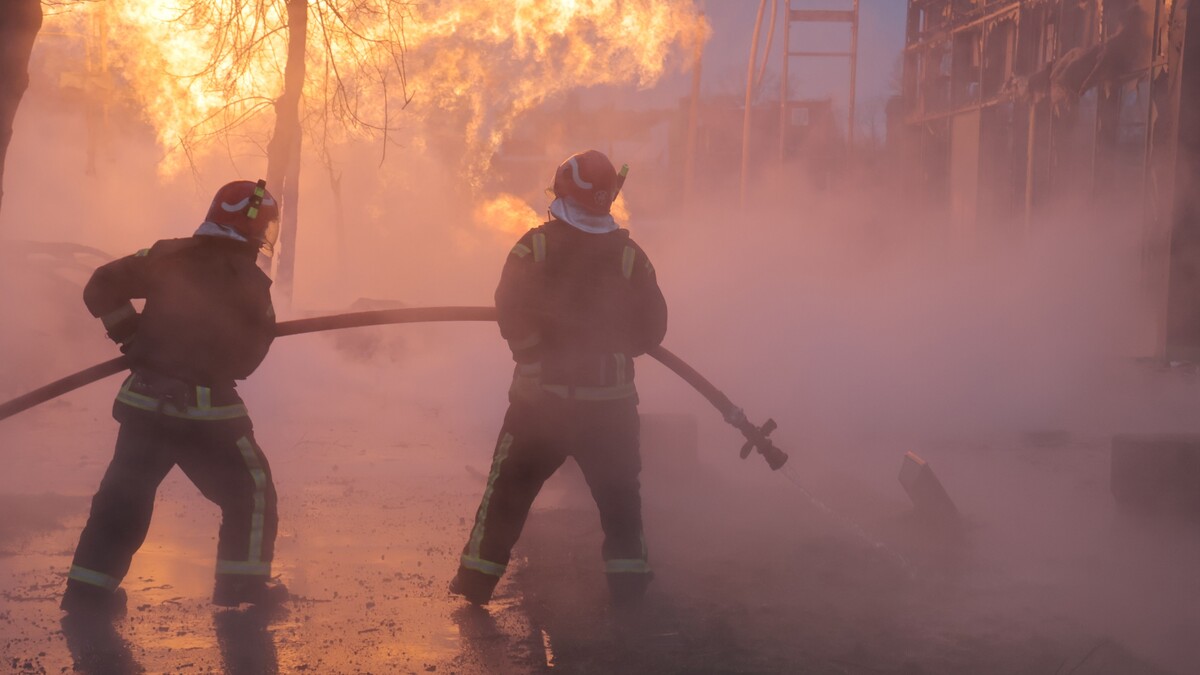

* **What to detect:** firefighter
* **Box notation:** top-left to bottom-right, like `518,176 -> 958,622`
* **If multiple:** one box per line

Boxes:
451,150 -> 668,608
61,180 -> 283,617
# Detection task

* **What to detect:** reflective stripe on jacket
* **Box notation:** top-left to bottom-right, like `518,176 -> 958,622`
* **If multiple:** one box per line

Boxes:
497,219 -> 667,402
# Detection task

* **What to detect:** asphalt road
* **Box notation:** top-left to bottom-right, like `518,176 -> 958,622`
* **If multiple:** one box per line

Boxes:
2,351 -> 1198,674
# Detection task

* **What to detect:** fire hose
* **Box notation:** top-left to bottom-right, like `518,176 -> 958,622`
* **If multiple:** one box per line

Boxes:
0,306 -> 788,470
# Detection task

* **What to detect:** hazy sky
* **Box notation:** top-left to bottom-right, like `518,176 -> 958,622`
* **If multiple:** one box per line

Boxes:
648,1 -> 908,130
704,1 -> 906,94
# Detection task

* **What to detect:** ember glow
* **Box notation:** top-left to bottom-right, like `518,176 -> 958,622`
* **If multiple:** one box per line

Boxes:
44,0 -> 709,180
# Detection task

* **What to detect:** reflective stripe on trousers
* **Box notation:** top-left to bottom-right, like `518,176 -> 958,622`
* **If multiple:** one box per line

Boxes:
215,436 -> 270,577
68,565 -> 121,591
604,558 -> 652,574
605,531 -> 650,574
460,555 -> 507,577
464,432 -> 514,577
215,559 -> 271,576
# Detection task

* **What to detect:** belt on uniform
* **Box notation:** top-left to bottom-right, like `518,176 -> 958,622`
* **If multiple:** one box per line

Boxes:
115,371 -> 247,420
512,359 -> 638,401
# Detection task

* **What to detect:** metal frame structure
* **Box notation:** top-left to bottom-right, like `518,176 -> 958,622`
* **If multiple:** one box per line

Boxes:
900,0 -> 1200,359
779,0 -> 860,160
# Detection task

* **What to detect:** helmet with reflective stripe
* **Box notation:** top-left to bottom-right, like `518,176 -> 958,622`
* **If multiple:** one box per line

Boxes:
552,150 -> 618,215
204,180 -> 279,245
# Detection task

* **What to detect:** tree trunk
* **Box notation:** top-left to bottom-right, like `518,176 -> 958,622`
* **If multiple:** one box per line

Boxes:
266,0 -> 307,307
324,160 -> 347,291
0,0 -> 43,218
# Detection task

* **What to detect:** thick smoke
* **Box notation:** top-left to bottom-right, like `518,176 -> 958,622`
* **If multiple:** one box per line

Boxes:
1,3 -> 1197,673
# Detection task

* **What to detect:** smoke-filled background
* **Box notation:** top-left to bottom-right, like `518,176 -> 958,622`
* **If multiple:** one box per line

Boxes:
2,1 -> 1199,673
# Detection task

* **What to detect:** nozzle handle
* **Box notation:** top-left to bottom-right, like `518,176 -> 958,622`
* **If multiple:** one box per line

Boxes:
737,418 -> 787,469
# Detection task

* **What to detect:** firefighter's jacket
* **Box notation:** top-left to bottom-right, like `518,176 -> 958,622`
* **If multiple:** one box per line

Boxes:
498,219 -> 667,402
83,236 -> 275,420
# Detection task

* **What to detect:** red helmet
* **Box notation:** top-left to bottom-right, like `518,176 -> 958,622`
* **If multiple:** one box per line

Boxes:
204,180 -> 279,244
552,150 -> 618,215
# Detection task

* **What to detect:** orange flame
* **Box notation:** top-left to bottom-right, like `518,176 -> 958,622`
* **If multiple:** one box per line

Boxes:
611,194 -> 630,224
474,193 -> 540,238
45,1 -> 710,181
474,192 -> 632,240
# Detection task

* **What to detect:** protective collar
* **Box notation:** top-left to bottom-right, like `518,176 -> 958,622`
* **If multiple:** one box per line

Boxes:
548,196 -> 618,234
194,220 -> 249,242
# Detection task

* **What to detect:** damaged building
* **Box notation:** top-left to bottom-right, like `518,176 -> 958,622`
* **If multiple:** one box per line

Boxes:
900,0 -> 1200,360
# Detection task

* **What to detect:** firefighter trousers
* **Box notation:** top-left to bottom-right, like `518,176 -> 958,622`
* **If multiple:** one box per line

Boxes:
65,408 -> 278,600
457,396 -> 650,600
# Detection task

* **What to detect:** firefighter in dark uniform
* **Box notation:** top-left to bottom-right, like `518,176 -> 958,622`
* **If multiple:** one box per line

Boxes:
451,150 -> 668,607
61,180 -> 283,616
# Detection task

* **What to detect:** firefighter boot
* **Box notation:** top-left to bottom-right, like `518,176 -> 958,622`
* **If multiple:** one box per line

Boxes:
61,582 -> 128,619
607,571 -> 653,609
212,576 -> 289,608
449,568 -> 500,606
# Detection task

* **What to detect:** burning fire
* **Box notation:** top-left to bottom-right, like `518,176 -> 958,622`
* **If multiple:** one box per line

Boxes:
610,194 -> 630,223
475,193 -> 540,237
474,192 -> 631,238
44,1 -> 709,181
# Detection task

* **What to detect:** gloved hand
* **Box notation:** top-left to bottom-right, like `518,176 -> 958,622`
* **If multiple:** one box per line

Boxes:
117,333 -> 139,355
99,303 -> 140,347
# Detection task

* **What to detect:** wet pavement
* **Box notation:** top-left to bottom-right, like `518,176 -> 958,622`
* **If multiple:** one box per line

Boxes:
0,374 -> 545,674
3,348 -> 1199,673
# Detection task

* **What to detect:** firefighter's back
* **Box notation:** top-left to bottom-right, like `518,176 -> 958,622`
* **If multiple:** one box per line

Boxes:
538,218 -> 666,398
119,237 -> 274,385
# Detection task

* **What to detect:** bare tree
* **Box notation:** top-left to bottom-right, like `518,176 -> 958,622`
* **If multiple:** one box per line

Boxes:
0,0 -> 43,218
34,0 -> 700,300
268,0 -> 307,303
270,0 -> 414,302
144,0 -> 412,305
30,1 -> 410,301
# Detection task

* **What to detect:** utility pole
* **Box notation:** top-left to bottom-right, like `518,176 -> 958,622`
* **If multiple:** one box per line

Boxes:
740,0 -> 770,208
